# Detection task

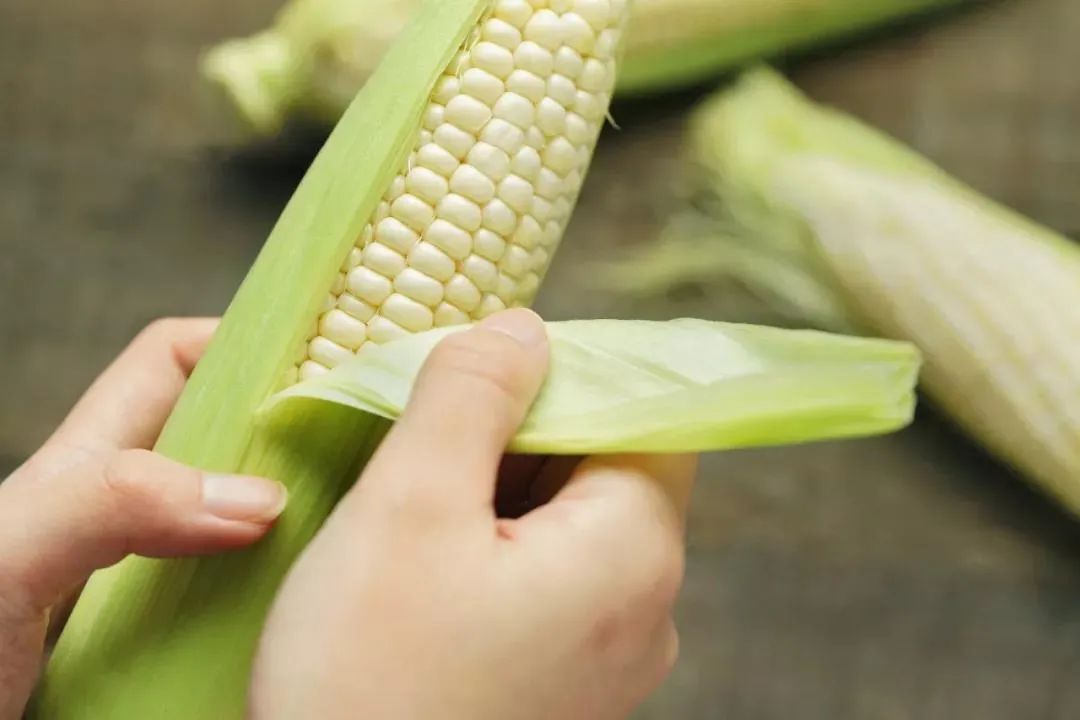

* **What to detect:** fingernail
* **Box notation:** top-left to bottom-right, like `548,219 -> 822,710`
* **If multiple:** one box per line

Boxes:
479,308 -> 547,348
202,474 -> 288,523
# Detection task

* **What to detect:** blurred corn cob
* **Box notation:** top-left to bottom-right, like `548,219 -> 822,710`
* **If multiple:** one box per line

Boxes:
201,0 -> 976,140
602,67 -> 1080,516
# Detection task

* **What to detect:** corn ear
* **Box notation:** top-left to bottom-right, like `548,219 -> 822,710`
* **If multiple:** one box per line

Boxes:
602,67 -> 1080,517
32,1 -> 625,716
201,0 -> 976,139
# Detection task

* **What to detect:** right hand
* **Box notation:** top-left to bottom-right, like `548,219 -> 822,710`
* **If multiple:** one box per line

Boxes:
250,308 -> 696,720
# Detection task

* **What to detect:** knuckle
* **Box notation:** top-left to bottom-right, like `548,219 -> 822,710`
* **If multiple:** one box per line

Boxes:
101,449 -> 158,510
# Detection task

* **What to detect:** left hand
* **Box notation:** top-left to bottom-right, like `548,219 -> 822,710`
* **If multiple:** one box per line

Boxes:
0,318 -> 287,720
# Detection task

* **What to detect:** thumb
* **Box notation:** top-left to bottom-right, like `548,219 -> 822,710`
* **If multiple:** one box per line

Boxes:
355,309 -> 550,523
0,448 -> 287,615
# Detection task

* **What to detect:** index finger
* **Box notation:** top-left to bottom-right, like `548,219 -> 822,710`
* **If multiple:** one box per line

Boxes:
49,317 -> 219,455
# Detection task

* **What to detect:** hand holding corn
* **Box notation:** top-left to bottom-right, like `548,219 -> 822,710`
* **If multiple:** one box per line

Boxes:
0,319 -> 286,720
252,309 -> 694,719
1,312 -> 692,720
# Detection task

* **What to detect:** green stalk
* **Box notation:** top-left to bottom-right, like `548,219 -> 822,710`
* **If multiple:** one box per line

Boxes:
31,2 -> 488,716
200,0 -> 977,140
602,67 -> 1080,517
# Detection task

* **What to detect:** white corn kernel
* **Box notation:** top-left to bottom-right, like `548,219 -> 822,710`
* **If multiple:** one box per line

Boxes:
463,255 -> 499,292
573,0 -> 610,29
483,18 -> 522,49
578,58 -> 608,93
435,302 -> 471,327
543,136 -> 578,176
500,244 -> 531,277
495,0 -> 533,28
478,294 -> 507,318
445,95 -> 492,134
535,167 -> 563,200
387,175 -> 406,201
416,142 -> 460,177
343,245 -> 364,272
405,166 -> 450,205
367,315 -> 410,344
424,218 -> 473,260
433,76 -> 460,105
482,199 -> 518,236
375,200 -> 391,223
513,216 -> 543,249
445,274 -> 483,312
423,104 -> 444,131
523,9 -> 563,51
434,123 -> 476,160
467,142 -> 511,181
547,74 -> 577,107
536,97 -> 567,136
381,293 -> 435,333
348,266 -> 393,304
299,360 -> 330,382
319,309 -> 367,350
391,193 -> 436,233
362,242 -> 406,278
338,293 -> 375,322
496,273 -> 518,304
471,41 -> 515,79
510,147 -> 542,181
493,92 -> 535,129
407,242 -> 456,282
533,196 -> 556,223
506,69 -> 546,103
565,112 -> 591,144
514,41 -> 554,77
461,68 -> 505,106
561,13 -> 595,54
436,193 -> 483,232
450,165 -> 497,204
497,175 -> 534,213
308,337 -> 353,368
479,118 -> 526,154
394,267 -> 445,307
517,272 -> 540,301
525,126 -> 547,150
573,90 -> 603,121
474,228 -> 509,262
553,47 -> 584,79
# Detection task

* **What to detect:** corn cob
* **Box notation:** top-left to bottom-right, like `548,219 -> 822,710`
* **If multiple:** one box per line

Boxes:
602,67 -> 1080,517
201,0 -> 975,139
32,2 -> 632,716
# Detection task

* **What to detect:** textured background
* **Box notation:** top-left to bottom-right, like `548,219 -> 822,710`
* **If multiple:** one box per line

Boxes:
2,0 -> 1079,717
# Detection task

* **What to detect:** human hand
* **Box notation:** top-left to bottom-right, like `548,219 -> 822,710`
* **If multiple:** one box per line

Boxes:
250,309 -> 697,720
0,319 -> 287,720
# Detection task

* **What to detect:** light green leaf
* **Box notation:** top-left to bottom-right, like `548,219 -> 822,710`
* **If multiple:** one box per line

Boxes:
262,319 -> 921,454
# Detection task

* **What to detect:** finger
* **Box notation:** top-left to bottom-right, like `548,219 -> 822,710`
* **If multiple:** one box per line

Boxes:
48,317 -> 219,458
0,448 -> 285,614
355,309 -> 550,521
514,454 -> 696,596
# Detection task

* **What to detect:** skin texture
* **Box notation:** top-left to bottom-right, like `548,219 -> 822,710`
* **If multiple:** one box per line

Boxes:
0,310 -> 695,720
250,309 -> 697,720
0,319 -> 287,720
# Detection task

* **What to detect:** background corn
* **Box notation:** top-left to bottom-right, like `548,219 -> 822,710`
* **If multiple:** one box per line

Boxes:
603,68 -> 1080,517
201,0 -> 975,139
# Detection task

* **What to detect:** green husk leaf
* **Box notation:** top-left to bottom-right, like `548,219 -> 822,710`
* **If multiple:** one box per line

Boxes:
32,2 -> 489,718
264,319 -> 922,454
